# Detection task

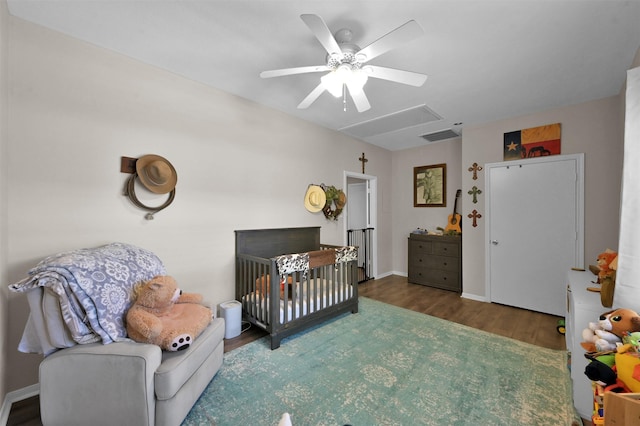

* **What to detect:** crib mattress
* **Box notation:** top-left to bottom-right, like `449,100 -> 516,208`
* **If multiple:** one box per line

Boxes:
243,280 -> 354,325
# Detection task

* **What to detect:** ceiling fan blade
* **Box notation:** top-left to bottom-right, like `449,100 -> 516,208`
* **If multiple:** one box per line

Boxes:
357,20 -> 424,62
346,82 -> 371,112
297,83 -> 326,109
260,65 -> 330,78
300,14 -> 343,56
365,65 -> 427,87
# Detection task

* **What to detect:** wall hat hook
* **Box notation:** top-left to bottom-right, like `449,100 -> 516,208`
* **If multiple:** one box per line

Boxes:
123,155 -> 177,219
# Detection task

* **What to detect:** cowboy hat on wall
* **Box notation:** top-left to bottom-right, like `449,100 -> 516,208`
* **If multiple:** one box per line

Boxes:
124,154 -> 178,219
304,185 -> 326,213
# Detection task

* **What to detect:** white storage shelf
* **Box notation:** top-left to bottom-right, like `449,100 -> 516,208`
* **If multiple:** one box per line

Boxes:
566,269 -> 614,420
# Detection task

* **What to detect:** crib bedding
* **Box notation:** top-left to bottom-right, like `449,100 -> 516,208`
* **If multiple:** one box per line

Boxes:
243,279 -> 354,324
235,227 -> 359,349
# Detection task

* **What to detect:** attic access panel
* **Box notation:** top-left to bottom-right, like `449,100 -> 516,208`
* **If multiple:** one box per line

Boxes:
340,104 -> 442,139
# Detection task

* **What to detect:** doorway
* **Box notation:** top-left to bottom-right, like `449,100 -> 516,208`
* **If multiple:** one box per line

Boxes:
344,171 -> 377,282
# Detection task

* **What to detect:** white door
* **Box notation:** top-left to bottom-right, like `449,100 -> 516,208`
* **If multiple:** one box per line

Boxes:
486,154 -> 584,316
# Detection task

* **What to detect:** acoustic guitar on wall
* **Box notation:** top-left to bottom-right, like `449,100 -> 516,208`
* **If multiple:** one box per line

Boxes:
445,189 -> 462,234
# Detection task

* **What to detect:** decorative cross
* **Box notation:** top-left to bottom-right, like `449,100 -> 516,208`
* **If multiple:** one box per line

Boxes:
468,209 -> 482,228
468,186 -> 482,204
359,152 -> 368,173
468,162 -> 483,180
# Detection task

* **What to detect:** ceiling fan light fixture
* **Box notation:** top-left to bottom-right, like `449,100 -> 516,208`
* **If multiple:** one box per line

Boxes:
321,71 -> 344,97
321,65 -> 369,98
349,69 -> 368,89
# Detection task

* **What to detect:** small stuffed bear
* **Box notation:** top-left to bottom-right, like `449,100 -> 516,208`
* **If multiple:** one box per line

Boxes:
126,275 -> 212,351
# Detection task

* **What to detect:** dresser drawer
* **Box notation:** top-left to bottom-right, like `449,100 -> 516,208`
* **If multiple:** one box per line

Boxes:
408,239 -> 432,254
408,266 -> 460,290
408,254 -> 458,271
432,241 -> 459,257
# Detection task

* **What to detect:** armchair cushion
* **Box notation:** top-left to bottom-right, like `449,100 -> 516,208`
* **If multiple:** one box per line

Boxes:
155,317 -> 224,400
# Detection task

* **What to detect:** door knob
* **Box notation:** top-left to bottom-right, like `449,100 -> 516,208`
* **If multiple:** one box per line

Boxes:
491,240 -> 499,245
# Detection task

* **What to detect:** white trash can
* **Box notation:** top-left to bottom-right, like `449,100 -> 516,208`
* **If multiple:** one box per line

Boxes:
219,300 -> 242,339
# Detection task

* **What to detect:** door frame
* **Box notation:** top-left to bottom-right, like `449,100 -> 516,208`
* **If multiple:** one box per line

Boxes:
343,171 -> 377,280
484,153 -> 584,304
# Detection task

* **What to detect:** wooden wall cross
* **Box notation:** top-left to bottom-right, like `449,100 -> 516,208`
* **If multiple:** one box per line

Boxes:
359,152 -> 368,173
468,162 -> 483,180
468,186 -> 482,204
468,209 -> 482,227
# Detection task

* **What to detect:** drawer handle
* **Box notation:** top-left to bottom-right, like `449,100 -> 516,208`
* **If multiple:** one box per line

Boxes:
443,262 -> 448,266
419,259 -> 422,262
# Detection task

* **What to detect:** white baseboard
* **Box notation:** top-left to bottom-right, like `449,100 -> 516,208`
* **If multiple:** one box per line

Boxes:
376,271 -> 406,278
461,292 -> 487,302
0,383 -> 39,426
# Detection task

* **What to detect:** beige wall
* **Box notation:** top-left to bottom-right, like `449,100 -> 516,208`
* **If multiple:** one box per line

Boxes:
460,96 -> 623,299
1,0 -> 9,402
4,16 -> 394,392
390,137 -> 462,273
390,96 -> 623,299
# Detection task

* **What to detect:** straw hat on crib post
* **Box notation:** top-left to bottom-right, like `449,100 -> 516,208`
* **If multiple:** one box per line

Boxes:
304,185 -> 327,213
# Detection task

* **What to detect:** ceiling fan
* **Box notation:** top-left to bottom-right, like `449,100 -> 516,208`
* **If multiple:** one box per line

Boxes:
259,14 -> 427,113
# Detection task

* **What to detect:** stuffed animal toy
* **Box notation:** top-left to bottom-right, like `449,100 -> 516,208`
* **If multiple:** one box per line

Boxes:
582,308 -> 640,352
585,358 -> 618,386
126,275 -> 212,351
596,250 -> 618,282
600,308 -> 640,339
581,319 -> 620,352
617,331 -> 640,354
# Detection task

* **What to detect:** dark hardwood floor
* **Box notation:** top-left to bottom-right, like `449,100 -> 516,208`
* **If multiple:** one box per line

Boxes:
7,275 -> 577,425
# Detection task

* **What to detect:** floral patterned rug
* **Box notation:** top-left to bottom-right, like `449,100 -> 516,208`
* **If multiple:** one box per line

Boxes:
183,297 -> 580,426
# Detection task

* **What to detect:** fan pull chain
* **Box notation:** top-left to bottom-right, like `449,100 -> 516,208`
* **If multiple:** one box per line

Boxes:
342,84 -> 347,112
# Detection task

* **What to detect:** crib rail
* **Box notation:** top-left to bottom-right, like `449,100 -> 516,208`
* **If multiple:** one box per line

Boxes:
236,253 -> 271,327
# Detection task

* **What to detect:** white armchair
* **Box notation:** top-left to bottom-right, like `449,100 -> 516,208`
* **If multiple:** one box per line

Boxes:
38,316 -> 224,426
10,243 -> 225,426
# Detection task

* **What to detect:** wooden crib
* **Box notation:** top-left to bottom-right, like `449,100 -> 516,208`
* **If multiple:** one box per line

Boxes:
235,227 -> 359,349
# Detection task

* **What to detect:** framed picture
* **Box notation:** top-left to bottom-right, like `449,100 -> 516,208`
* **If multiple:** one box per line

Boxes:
414,163 -> 446,207
504,123 -> 561,160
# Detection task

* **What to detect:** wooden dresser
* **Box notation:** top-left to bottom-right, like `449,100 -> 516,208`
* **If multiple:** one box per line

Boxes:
407,233 -> 461,292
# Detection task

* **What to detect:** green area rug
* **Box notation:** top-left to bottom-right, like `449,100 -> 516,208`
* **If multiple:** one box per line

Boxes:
183,297 -> 580,425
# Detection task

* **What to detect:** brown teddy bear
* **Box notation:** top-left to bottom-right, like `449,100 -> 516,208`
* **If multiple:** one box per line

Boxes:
126,275 -> 212,351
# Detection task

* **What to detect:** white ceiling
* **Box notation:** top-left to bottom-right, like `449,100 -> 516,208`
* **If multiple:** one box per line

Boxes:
7,0 -> 640,151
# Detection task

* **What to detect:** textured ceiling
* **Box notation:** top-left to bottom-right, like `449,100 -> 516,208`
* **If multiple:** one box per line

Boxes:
7,0 -> 640,150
